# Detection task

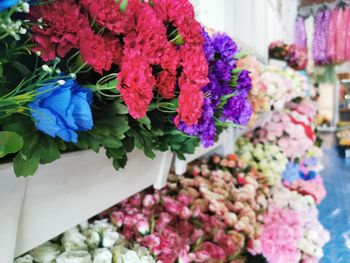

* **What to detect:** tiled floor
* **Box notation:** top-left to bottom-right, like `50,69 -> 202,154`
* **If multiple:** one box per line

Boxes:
319,133 -> 350,262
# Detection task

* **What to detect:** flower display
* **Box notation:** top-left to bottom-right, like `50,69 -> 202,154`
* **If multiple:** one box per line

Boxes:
245,110 -> 315,160
0,0 -> 253,176
15,219 -> 156,263
269,41 -> 308,70
177,31 -> 252,147
235,137 -> 288,186
104,155 -> 270,262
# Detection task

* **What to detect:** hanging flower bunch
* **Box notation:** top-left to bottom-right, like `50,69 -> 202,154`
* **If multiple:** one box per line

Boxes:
295,16 -> 307,50
0,0 -> 253,176
312,9 -> 331,65
177,30 -> 253,147
15,219 -> 156,263
249,185 -> 330,263
103,155 -> 270,263
235,137 -> 288,186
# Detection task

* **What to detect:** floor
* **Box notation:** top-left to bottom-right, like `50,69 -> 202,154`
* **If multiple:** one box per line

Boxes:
319,133 -> 350,262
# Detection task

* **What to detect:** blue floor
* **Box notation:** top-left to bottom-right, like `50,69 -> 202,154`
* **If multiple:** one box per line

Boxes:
319,133 -> 350,262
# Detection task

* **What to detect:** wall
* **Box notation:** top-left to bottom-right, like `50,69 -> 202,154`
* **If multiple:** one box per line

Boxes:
194,0 -> 297,61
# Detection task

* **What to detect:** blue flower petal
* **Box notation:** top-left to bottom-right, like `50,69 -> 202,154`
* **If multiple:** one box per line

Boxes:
30,106 -> 61,138
0,0 -> 19,12
71,90 -> 93,131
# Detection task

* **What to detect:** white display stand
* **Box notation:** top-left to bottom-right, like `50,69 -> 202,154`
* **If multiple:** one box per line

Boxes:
0,149 -> 173,261
174,127 -> 242,175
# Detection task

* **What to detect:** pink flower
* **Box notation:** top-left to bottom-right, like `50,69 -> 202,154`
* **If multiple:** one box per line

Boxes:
180,206 -> 192,220
141,234 -> 162,255
143,194 -> 156,209
163,196 -> 183,216
196,242 -> 226,262
111,211 -> 124,228
214,230 -> 240,258
136,218 -> 150,235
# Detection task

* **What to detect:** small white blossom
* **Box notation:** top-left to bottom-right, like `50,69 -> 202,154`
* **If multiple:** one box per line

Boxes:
57,80 -> 66,86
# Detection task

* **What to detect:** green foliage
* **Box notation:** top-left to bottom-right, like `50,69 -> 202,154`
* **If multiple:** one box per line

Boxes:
0,131 -> 23,158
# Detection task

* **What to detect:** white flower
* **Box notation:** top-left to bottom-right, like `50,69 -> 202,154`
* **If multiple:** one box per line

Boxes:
92,220 -> 114,234
41,65 -> 52,73
79,221 -> 90,232
56,251 -> 92,263
14,255 -> 34,263
62,227 -> 88,251
102,229 -> 119,248
121,250 -> 140,263
30,242 -> 61,263
93,248 -> 112,263
83,229 -> 101,249
57,80 -> 66,86
139,256 -> 155,263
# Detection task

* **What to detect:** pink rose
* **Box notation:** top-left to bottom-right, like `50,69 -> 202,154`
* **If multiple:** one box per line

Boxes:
163,196 -> 183,216
111,211 -> 124,228
196,242 -> 226,262
143,194 -> 156,209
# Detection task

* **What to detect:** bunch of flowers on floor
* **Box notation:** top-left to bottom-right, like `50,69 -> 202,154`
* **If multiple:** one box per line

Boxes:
249,185 -> 330,263
235,137 -> 289,186
15,219 -> 156,263
0,0 -> 253,176
102,155 -> 270,262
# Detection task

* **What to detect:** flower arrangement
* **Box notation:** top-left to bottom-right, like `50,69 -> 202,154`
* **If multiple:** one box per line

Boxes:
249,185 -> 330,263
245,110 -> 316,160
0,0 -> 252,176
100,155 -> 271,262
260,66 -> 311,111
15,219 -> 156,263
269,41 -> 308,70
235,137 -> 288,186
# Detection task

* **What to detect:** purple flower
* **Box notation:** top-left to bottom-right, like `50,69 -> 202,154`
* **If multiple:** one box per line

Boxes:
202,29 -> 214,61
236,70 -> 252,92
312,9 -> 331,65
212,33 -> 239,66
295,16 -> 307,49
177,99 -> 216,147
222,91 -> 252,125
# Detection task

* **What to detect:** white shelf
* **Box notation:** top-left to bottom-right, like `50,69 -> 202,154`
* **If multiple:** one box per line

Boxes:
0,149 -> 173,262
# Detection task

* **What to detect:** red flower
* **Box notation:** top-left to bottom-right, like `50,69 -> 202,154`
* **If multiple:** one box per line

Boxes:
214,230 -> 240,258
160,43 -> 180,74
175,86 -> 204,126
196,242 -> 226,262
159,226 -> 182,257
180,44 -> 209,88
117,49 -> 156,119
80,0 -> 139,35
124,3 -> 168,65
29,0 -> 89,61
78,29 -> 114,74
156,70 -> 176,99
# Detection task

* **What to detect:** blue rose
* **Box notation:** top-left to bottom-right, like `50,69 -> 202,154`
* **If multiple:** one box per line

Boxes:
282,162 -> 300,183
0,0 -> 19,12
29,78 -> 93,143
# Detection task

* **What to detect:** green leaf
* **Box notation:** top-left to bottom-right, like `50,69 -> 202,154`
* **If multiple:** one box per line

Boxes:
38,137 -> 61,164
101,136 -> 123,148
114,101 -> 129,115
139,116 -> 151,130
0,131 -> 24,158
13,151 -> 40,177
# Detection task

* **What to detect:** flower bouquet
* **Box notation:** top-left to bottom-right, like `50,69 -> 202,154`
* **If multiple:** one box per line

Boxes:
15,219 -> 156,263
99,155 -> 271,263
269,41 -> 308,70
246,110 -> 316,160
0,0 -> 252,176
235,137 -> 288,186
249,185 -> 330,263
